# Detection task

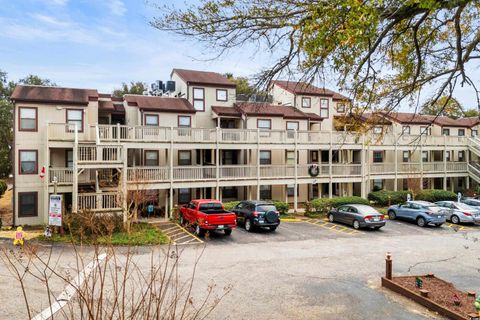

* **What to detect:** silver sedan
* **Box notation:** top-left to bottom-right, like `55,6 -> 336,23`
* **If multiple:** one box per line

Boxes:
435,201 -> 480,224
328,204 -> 386,230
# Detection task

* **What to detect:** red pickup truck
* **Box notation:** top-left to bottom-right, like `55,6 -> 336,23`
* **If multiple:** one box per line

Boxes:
180,200 -> 237,237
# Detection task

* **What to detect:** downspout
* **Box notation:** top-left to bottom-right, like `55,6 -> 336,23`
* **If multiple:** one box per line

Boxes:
11,98 -> 16,226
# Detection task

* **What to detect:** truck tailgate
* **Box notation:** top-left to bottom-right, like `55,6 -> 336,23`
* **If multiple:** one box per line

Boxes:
206,213 -> 236,225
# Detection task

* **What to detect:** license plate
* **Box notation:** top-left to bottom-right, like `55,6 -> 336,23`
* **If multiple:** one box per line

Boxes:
438,216 -> 441,218
374,218 -> 379,222
218,225 -> 224,229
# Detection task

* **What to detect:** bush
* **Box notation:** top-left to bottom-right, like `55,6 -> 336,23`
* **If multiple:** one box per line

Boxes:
272,200 -> 289,215
310,196 -> 369,213
368,190 -> 411,206
416,189 -> 457,202
0,179 -> 7,196
63,210 -> 124,241
223,201 -> 240,211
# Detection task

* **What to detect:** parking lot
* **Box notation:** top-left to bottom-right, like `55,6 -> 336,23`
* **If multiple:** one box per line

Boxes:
160,216 -> 480,246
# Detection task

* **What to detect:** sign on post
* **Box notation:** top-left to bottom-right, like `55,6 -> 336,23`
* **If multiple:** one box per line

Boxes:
457,192 -> 462,202
407,193 -> 411,202
48,194 -> 63,227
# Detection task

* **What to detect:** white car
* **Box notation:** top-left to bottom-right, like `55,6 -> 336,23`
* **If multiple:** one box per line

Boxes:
435,201 -> 480,224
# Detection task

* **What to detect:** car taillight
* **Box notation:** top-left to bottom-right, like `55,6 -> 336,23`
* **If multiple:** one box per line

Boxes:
364,215 -> 373,221
379,215 -> 385,220
253,211 -> 259,217
463,212 -> 472,216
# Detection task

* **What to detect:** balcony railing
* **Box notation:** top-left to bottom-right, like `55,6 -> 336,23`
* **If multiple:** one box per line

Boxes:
47,123 -> 470,147
78,145 -> 123,164
78,192 -> 121,212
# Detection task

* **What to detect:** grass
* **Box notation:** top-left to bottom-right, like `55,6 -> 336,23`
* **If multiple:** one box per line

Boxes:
36,222 -> 169,246
304,212 -> 326,219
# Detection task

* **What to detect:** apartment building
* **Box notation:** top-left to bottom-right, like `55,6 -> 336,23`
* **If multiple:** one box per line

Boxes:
10,69 -> 480,225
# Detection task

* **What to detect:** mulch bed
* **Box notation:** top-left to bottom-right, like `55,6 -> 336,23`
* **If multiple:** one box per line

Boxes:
393,275 -> 477,317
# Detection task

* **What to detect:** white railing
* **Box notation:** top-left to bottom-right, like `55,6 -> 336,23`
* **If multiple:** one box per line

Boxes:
48,123 -> 76,141
127,167 -> 169,182
78,192 -> 121,211
49,168 -> 73,184
78,145 -> 122,163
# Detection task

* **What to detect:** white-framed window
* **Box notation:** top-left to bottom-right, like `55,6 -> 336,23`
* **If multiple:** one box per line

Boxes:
145,150 -> 159,166
193,87 -> 205,111
66,109 -> 83,132
145,114 -> 159,126
402,126 -> 410,135
320,99 -> 329,118
373,126 -> 383,134
286,121 -> 299,131
19,107 -> 37,131
336,103 -> 345,113
286,151 -> 295,165
259,150 -> 271,165
178,116 -> 191,128
257,119 -> 272,130
301,97 -> 311,108
216,89 -> 228,102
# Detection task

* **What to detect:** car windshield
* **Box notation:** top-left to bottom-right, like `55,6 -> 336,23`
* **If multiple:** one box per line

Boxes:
456,203 -> 475,210
256,205 -> 276,212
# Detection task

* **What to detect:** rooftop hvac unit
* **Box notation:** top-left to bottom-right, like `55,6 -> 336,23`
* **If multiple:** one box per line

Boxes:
166,81 -> 176,92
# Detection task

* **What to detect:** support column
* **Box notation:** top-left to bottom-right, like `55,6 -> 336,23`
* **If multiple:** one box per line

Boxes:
328,130 -> 333,198
443,135 -> 448,190
169,126 -> 174,217
215,127 -> 220,199
466,149 -> 470,189
293,129 -> 298,213
72,124 -> 79,213
43,121 -> 51,224
256,128 -> 260,199
394,134 -> 398,191
360,134 -> 367,198
122,145 -> 128,222
419,144 -> 424,190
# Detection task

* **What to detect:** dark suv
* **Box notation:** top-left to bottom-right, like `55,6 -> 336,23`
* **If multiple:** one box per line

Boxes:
231,200 -> 280,232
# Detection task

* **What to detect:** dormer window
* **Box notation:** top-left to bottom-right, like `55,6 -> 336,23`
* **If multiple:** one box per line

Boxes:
320,99 -> 329,118
301,97 -> 311,108
216,89 -> 228,102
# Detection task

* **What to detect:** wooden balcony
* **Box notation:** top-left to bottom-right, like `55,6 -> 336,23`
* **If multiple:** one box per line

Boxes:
78,192 -> 122,212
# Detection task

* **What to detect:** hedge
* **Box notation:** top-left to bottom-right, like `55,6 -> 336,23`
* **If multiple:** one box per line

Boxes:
310,196 -> 369,213
272,201 -> 289,215
415,189 -> 457,202
368,190 -> 411,206
0,180 -> 7,196
223,201 -> 240,211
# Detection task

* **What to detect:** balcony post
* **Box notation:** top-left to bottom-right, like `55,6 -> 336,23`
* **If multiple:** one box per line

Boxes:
328,130 -> 333,198
95,124 -> 100,145
294,129 -> 298,213
444,135 -> 448,190
169,127 -> 174,217
117,123 -> 121,144
360,134 -> 366,198
72,124 -> 79,213
394,133 -> 398,191
420,142 -> 424,190
256,128 -> 260,199
215,127 -> 220,199
466,150 -> 470,189
122,145 -> 128,223
43,121 -> 50,224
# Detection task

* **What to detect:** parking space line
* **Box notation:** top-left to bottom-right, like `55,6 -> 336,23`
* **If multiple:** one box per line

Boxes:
304,219 -> 362,235
151,222 -> 204,245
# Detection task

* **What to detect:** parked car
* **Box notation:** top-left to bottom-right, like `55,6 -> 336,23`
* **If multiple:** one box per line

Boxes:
179,199 -> 237,237
231,200 -> 280,232
460,197 -> 480,207
435,201 -> 480,224
387,201 -> 446,227
328,204 -> 386,230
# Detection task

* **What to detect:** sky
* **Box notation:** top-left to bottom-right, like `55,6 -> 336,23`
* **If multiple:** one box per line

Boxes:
0,0 -> 478,109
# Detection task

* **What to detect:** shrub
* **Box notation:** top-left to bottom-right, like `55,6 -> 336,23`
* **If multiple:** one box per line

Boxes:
223,201 -> 240,211
271,200 -> 289,215
63,210 -> 124,241
0,179 -> 7,196
310,196 -> 369,213
368,190 -> 411,206
416,189 -> 457,202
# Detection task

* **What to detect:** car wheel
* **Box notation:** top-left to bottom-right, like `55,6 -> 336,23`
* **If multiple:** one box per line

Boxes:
245,219 -> 253,232
328,214 -> 335,222
195,225 -> 205,237
224,229 -> 232,236
352,220 -> 360,230
417,217 -> 426,227
388,210 -> 396,220
451,215 -> 460,224
374,226 -> 382,230
269,226 -> 277,232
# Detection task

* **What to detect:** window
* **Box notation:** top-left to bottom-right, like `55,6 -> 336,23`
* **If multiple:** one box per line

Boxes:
66,109 -> 83,132
402,126 -> 411,135
403,151 -> 410,162
336,103 -> 345,113
18,107 -> 37,131
19,150 -> 37,174
145,150 -> 159,166
420,126 -> 431,135
286,151 -> 295,165
18,192 -> 38,217
66,150 -> 73,168
286,121 -> 299,131
442,128 -> 450,136
373,151 -> 383,163
458,150 -> 465,162
223,186 -> 237,199
445,151 -> 450,161
178,151 -> 191,165
145,114 -> 159,126
320,99 -> 329,118
310,151 -> 318,162
373,126 -> 383,134
257,119 -> 272,130
287,184 -> 295,197
178,188 -> 191,204
373,179 -> 383,190
301,97 -> 311,108
260,185 -> 272,200
193,87 -> 205,111
259,150 -> 271,165
422,151 -> 429,162
216,89 -> 228,102
178,116 -> 191,128
458,129 -> 465,136
472,129 -> 478,137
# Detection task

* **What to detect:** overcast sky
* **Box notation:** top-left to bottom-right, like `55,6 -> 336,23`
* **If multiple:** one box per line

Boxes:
1,0 -> 479,110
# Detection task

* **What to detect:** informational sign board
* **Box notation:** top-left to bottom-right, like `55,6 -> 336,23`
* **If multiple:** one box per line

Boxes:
457,192 -> 462,202
48,194 -> 63,227
407,193 -> 411,202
